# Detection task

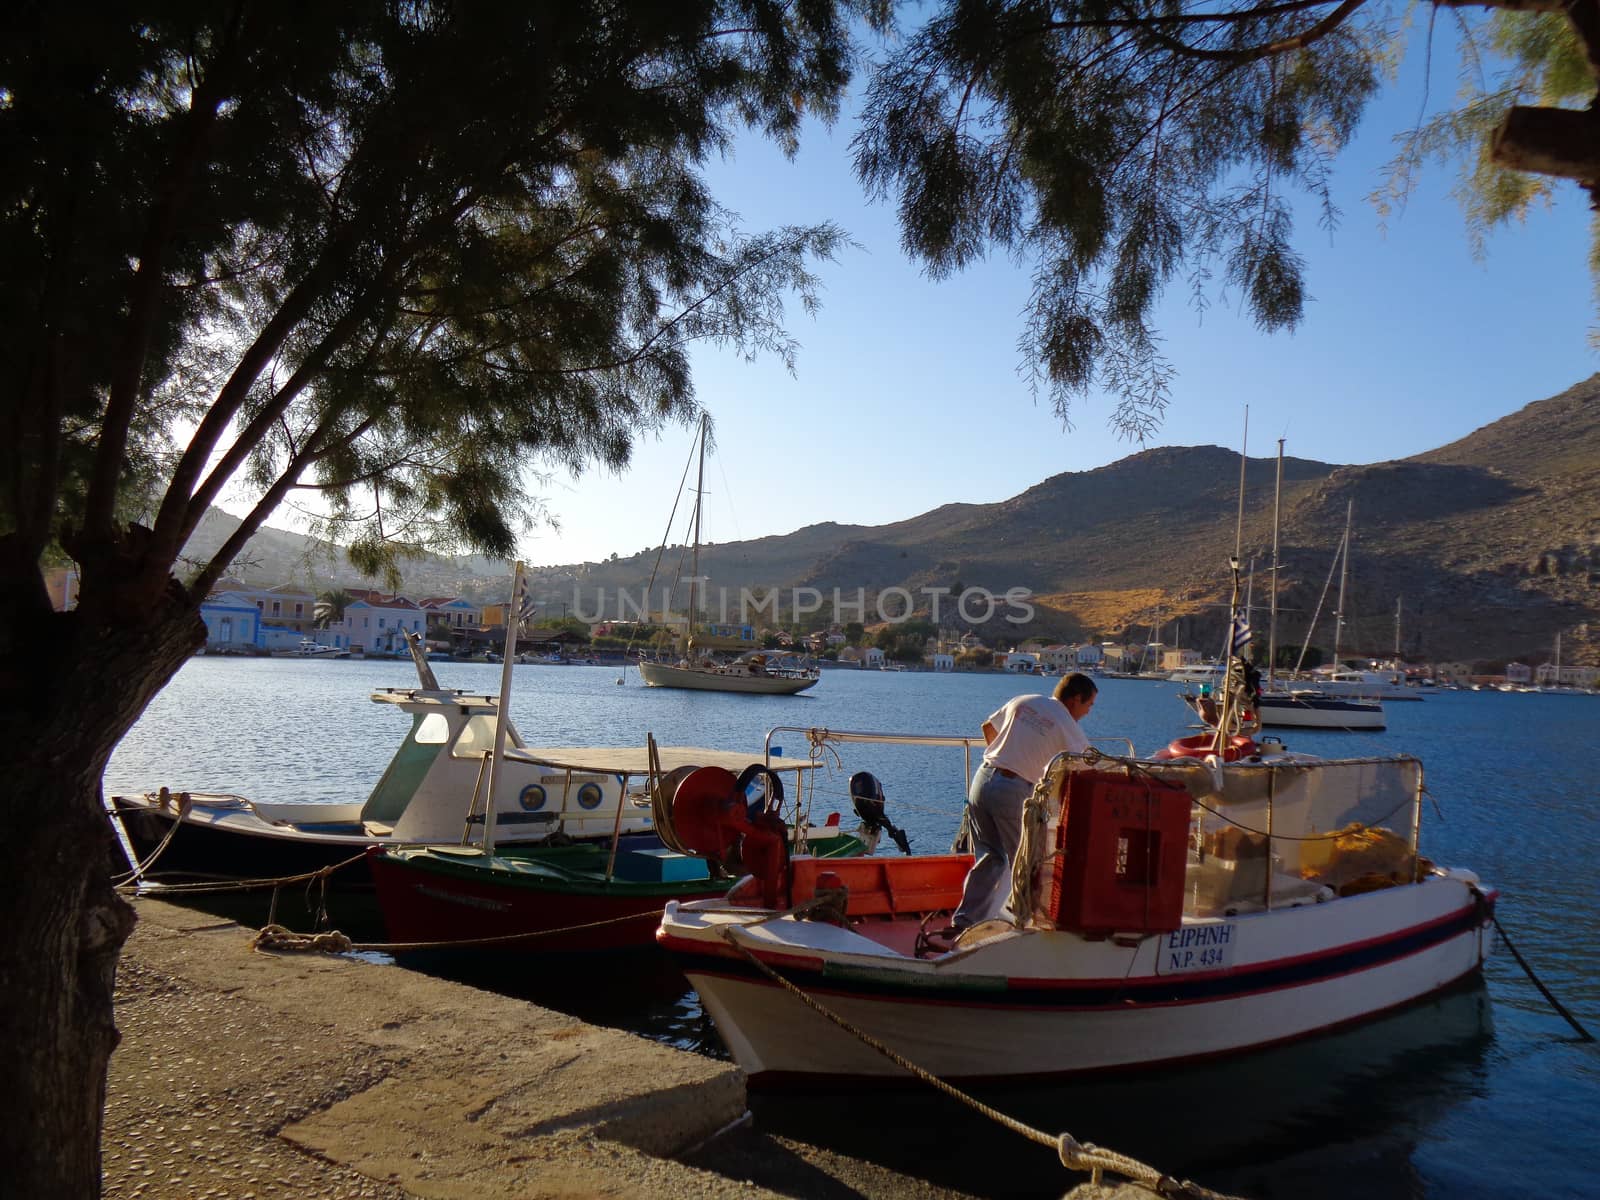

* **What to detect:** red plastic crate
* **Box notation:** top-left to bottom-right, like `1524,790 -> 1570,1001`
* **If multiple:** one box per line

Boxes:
1050,769 -> 1191,935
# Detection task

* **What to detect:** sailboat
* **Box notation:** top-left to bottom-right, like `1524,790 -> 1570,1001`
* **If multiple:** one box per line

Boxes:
1180,451 -> 1384,732
636,415 -> 819,695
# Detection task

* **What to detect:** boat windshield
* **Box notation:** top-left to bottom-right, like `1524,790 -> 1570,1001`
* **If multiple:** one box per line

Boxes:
450,713 -> 522,758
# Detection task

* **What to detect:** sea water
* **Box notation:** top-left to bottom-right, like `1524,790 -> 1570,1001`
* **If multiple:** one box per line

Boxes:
107,659 -> 1600,1198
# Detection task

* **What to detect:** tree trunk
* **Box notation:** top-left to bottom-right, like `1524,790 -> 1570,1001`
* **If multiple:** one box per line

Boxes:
0,588 -> 204,1198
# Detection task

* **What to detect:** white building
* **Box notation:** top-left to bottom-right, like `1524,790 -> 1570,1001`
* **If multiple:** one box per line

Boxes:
334,597 -> 427,654
1038,644 -> 1074,672
419,596 -> 483,631
930,652 -> 955,672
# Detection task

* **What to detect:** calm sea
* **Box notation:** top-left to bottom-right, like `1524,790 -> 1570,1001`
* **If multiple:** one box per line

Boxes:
108,659 -> 1600,1198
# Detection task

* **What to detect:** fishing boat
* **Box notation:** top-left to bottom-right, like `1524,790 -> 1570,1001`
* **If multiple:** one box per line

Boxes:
363,564 -> 890,951
633,415 -> 820,695
367,749 -> 883,952
107,632 -> 814,889
657,721 -> 1495,1085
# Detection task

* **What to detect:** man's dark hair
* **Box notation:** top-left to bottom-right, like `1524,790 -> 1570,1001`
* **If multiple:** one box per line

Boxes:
1054,672 -> 1098,704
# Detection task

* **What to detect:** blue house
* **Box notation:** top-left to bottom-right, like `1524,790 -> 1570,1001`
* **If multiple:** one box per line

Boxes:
199,592 -> 261,651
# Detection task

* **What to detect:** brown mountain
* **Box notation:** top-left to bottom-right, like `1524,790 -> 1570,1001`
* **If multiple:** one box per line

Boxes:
190,375 -> 1600,667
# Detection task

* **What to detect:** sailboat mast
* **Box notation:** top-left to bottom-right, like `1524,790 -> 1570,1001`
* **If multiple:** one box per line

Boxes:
1234,406 -> 1249,562
687,414 -> 707,643
1394,596 -> 1403,660
1333,500 -> 1353,667
1267,439 -> 1283,693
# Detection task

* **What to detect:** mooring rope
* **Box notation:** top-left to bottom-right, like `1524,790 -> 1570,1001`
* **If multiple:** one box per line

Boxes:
118,851 -> 372,896
1473,887 -> 1594,1042
109,793 -> 191,886
717,927 -> 1244,1200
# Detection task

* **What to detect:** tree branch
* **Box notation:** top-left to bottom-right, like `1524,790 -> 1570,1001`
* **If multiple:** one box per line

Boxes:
84,7 -> 243,543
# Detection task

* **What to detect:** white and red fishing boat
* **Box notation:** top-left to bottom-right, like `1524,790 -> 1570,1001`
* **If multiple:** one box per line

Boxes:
658,726 -> 1495,1086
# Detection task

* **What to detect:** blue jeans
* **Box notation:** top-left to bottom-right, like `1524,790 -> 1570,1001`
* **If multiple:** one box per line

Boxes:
952,762 -> 1032,928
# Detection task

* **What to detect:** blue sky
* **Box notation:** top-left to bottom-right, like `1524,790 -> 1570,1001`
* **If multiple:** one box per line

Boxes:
242,22 -> 1597,569
518,25 -> 1595,567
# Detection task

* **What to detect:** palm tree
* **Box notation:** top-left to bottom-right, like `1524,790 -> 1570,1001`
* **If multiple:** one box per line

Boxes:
315,589 -> 353,629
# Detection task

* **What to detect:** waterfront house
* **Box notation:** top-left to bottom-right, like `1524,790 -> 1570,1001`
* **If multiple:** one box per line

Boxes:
419,596 -> 483,633
1075,643 -> 1107,668
216,582 -> 317,633
930,652 -> 955,672
1038,644 -> 1074,672
199,591 -> 261,651
863,647 -> 886,669
334,596 -> 426,654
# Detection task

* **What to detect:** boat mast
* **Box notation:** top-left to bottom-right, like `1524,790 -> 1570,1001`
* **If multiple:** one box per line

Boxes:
1333,501 -> 1353,669
483,560 -> 528,857
1267,439 -> 1283,693
1394,596 -> 1403,661
1234,405 -> 1249,563
686,413 -> 707,652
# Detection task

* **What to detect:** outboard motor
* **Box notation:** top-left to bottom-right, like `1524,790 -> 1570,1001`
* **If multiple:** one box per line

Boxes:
848,771 -> 911,855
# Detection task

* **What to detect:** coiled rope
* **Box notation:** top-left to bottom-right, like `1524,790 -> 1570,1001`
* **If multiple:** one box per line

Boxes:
718,927 -> 1243,1200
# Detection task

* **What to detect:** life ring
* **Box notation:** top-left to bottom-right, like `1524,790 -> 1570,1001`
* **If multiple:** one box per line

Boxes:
1151,733 -> 1259,762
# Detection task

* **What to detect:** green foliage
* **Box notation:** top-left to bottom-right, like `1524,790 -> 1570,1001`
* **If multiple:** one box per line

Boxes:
3,2 -> 877,603
855,1 -> 1386,436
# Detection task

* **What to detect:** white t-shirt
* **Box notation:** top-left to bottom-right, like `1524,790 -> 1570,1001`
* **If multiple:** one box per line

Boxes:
981,694 -> 1089,783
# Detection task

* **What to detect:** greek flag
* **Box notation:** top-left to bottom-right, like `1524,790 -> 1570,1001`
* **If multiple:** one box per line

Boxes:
1230,609 -> 1252,655
512,567 -> 537,623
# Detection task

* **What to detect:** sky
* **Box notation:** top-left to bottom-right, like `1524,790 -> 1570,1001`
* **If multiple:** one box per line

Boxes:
243,19 -> 1598,570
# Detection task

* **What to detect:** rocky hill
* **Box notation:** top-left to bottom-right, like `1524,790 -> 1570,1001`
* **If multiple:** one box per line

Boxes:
188,375 -> 1600,667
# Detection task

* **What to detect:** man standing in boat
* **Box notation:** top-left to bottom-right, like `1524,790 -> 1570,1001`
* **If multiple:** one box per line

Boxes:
951,672 -> 1098,931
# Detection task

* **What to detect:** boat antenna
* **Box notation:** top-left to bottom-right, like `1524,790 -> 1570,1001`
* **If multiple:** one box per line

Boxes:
1267,439 -> 1283,693
483,561 -> 529,856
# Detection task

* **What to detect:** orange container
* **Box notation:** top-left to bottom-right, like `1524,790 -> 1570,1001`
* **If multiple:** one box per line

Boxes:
1051,770 -> 1190,935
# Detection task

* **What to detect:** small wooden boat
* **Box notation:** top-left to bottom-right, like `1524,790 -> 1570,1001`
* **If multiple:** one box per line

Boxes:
107,634 -> 825,890
657,728 -> 1495,1086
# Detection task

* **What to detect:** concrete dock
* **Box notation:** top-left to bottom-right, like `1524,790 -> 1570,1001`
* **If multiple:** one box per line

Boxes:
106,899 -> 1001,1199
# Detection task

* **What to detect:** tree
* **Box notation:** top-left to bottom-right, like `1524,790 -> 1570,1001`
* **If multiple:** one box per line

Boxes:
0,3 -> 877,1194
856,0 -> 1599,435
314,588 -> 354,630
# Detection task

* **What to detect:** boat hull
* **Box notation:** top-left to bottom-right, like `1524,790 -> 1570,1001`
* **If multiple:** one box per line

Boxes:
371,850 -> 726,952
663,875 -> 1493,1085
372,832 -> 865,953
1257,695 -> 1386,730
637,661 -> 818,694
109,795 -> 378,885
